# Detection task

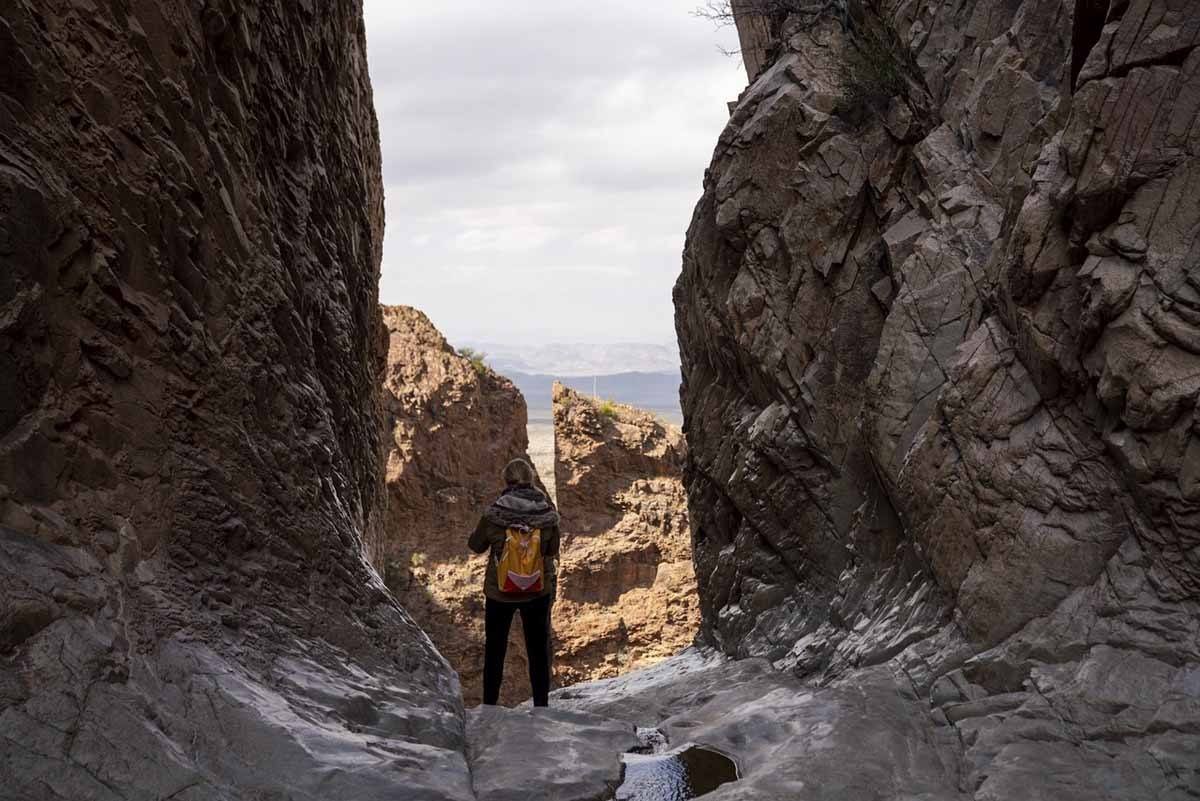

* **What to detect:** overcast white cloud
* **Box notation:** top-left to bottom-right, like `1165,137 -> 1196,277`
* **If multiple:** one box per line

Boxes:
362,1 -> 745,347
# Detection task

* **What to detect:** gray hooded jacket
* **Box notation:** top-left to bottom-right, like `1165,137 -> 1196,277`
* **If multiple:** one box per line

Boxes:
468,484 -> 560,602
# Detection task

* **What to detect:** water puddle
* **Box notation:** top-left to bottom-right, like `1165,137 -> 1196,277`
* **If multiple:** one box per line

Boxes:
615,728 -> 738,800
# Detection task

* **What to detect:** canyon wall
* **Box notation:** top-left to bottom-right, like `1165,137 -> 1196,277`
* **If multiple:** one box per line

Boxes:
552,384 -> 699,687
673,0 -> 1200,796
373,304 -> 538,706
0,4 -> 472,799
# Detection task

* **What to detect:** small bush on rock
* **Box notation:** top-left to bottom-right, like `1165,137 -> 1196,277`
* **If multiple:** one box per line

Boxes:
838,24 -> 907,110
457,347 -> 489,377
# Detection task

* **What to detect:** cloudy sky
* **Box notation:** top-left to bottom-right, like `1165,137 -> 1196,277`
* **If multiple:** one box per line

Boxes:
362,1 -> 745,347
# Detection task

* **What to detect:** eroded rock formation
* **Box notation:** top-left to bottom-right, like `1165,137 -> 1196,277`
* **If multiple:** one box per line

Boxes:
552,383 -> 699,688
372,305 -> 538,706
0,4 -> 471,798
671,0 -> 1200,796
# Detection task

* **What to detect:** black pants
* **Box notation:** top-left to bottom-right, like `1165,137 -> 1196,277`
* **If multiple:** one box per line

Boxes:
483,594 -> 552,707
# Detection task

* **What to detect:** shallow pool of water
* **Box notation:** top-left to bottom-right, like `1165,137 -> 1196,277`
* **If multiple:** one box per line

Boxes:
615,744 -> 738,800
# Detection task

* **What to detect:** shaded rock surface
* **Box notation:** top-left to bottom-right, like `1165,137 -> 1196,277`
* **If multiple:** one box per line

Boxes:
552,383 -> 700,688
466,706 -> 637,801
372,304 -> 539,706
673,0 -> 1200,797
557,649 -> 963,801
0,3 -> 470,798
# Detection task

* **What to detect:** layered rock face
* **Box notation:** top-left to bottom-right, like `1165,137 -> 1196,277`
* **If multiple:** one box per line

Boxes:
372,305 -> 538,706
0,4 -> 471,799
552,384 -> 699,688
675,0 -> 1200,796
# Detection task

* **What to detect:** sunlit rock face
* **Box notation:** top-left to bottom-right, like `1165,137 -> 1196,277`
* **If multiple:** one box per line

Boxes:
675,0 -> 1200,796
372,304 -> 538,706
373,357 -> 698,706
552,383 -> 700,689
0,3 -> 471,798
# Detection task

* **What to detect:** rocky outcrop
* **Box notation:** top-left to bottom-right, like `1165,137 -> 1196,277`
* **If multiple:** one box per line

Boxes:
674,0 -> 1200,797
0,4 -> 471,798
552,383 -> 699,688
372,305 -> 538,706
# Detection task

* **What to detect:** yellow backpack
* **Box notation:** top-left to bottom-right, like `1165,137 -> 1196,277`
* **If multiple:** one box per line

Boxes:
496,526 -> 544,594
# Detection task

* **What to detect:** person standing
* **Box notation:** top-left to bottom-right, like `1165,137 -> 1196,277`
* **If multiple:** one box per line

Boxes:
468,458 -> 559,706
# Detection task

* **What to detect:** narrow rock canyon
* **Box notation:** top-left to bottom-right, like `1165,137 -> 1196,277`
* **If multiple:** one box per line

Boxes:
1,0 -> 1198,799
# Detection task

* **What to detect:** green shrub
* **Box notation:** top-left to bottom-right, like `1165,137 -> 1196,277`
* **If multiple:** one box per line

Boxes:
597,399 -> 619,418
456,347 -> 489,377
838,24 -> 908,111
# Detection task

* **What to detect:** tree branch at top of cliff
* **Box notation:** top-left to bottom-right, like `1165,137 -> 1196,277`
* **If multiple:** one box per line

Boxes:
694,0 -> 936,127
692,0 -> 852,32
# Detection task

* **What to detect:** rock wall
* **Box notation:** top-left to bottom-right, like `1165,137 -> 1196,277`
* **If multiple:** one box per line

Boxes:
676,0 -> 1200,796
0,4 -> 472,799
372,304 -> 538,706
552,384 -> 699,688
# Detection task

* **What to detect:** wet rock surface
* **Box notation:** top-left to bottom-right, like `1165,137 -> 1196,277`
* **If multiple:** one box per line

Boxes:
557,649 -> 964,801
0,2 -> 470,798
552,383 -> 700,688
616,744 -> 738,801
673,0 -> 1200,797
373,305 -> 539,706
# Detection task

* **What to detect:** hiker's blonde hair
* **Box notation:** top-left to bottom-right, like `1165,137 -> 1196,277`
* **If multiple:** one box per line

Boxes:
502,458 -> 536,486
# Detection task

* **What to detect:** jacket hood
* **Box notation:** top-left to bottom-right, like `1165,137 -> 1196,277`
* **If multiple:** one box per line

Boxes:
484,485 -> 559,529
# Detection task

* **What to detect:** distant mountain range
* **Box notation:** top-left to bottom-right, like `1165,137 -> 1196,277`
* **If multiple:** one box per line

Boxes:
464,341 -> 680,378
504,371 -> 682,420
